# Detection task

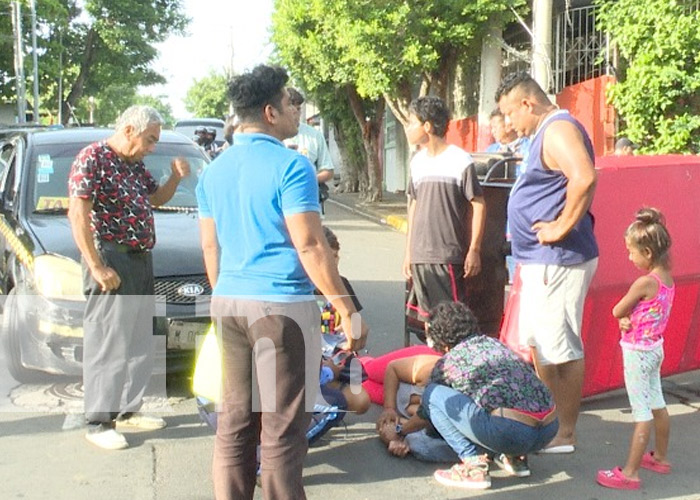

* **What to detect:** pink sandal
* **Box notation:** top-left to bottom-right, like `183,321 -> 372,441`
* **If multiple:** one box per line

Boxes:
597,467 -> 641,490
641,451 -> 671,474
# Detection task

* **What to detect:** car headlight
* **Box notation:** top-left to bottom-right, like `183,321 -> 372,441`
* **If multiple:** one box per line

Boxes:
33,254 -> 86,302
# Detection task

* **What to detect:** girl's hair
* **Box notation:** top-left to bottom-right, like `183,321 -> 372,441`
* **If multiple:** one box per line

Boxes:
625,207 -> 671,267
425,302 -> 480,352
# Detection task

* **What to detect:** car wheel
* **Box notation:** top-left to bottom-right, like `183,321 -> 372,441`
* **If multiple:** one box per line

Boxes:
2,289 -> 43,383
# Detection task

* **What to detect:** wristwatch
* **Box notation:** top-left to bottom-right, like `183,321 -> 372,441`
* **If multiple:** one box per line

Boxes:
395,423 -> 404,437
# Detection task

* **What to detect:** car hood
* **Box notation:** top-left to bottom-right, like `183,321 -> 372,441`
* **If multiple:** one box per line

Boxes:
27,211 -> 205,277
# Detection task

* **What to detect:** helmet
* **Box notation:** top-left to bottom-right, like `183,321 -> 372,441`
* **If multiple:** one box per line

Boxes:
206,127 -> 217,138
194,126 -> 207,135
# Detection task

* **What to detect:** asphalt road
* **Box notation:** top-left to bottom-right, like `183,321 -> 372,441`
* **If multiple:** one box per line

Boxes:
1,201 -> 699,499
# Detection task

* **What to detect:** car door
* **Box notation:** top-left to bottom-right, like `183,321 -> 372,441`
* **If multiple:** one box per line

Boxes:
0,135 -> 28,294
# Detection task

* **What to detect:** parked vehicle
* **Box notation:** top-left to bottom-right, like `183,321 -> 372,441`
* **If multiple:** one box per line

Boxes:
0,128 -> 211,382
173,118 -> 225,148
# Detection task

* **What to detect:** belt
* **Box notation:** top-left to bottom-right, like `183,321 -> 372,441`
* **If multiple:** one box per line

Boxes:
98,241 -> 148,254
491,407 -> 557,428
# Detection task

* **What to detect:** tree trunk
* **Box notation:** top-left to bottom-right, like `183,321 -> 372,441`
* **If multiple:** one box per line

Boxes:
62,27 -> 98,125
384,79 -> 413,127
333,121 -> 367,193
346,86 -> 384,202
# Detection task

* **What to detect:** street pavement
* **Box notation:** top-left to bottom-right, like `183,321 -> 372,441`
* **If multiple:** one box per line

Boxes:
1,199 -> 699,500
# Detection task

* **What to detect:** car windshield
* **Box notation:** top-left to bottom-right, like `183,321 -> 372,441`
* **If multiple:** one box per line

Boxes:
29,142 -> 208,214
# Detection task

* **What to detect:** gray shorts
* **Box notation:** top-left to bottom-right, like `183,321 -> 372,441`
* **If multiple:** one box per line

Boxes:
519,258 -> 598,365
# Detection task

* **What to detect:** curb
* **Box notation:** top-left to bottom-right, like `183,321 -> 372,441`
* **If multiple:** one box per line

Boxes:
327,198 -> 407,234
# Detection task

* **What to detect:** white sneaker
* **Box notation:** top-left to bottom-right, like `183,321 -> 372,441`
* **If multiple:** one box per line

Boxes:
117,412 -> 167,430
85,427 -> 129,450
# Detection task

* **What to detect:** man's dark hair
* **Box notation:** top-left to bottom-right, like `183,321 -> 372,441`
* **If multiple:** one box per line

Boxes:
287,87 -> 305,107
494,72 -> 548,103
426,302 -> 480,352
228,65 -> 289,123
489,108 -> 504,119
322,225 -> 340,251
408,96 -> 451,138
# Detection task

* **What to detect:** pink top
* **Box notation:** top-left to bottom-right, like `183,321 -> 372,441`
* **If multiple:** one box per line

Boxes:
620,273 -> 675,350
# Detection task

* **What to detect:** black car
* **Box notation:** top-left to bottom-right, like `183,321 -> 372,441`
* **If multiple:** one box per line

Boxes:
0,128 -> 211,382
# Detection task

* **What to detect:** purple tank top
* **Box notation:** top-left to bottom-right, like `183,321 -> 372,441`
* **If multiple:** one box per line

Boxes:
508,110 -> 599,265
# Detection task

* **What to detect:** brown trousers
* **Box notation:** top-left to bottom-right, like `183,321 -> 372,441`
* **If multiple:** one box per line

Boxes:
211,297 -> 320,500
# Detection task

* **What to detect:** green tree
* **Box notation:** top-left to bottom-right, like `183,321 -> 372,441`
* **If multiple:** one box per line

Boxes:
272,0 -> 526,200
597,0 -> 700,153
183,69 -> 230,119
1,0 -> 189,125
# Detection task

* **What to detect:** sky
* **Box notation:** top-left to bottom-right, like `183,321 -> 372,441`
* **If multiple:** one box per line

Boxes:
144,0 -> 275,119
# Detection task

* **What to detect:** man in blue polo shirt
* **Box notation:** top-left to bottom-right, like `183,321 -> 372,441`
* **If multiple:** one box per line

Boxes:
196,65 -> 369,500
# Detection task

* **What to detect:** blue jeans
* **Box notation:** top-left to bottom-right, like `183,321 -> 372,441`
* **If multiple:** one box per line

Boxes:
424,384 -> 558,461
405,429 -> 459,463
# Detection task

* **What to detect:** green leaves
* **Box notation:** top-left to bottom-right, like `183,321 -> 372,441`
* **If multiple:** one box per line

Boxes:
598,0 -> 700,153
184,70 -> 229,120
2,0 -> 188,125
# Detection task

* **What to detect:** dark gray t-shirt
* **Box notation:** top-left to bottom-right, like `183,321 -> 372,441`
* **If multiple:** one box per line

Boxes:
407,145 -> 482,264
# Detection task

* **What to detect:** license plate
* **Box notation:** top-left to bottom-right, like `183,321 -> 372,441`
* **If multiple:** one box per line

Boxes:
167,320 -> 208,350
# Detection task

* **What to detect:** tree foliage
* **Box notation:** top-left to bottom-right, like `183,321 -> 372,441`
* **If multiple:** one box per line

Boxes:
272,0 -> 525,200
183,69 -> 230,119
597,0 -> 700,153
1,0 -> 188,125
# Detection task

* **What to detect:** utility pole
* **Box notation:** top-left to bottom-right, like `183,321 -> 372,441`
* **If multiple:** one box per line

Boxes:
11,0 -> 27,123
57,28 -> 63,124
30,0 -> 40,123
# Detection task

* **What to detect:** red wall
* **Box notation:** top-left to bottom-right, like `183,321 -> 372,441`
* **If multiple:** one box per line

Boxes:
583,155 -> 700,395
445,116 -> 479,152
556,75 -> 617,156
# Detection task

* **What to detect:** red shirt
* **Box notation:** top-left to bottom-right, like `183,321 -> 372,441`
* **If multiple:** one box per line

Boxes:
69,141 -> 158,251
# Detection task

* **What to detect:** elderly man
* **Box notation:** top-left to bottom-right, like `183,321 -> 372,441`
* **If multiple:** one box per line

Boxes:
68,105 -> 190,450
496,73 -> 599,454
196,65 -> 368,500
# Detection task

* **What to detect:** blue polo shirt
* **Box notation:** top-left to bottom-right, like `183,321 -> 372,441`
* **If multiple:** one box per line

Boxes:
196,133 -> 320,299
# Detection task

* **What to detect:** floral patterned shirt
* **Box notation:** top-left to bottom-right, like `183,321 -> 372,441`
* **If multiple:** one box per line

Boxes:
69,141 -> 158,251
427,335 -> 554,413
620,273 -> 674,351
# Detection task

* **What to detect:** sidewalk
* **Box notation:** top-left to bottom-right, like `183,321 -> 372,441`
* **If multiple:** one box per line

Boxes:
329,190 -> 408,233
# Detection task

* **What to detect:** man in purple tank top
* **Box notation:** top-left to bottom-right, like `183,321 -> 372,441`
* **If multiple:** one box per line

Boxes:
495,73 -> 599,454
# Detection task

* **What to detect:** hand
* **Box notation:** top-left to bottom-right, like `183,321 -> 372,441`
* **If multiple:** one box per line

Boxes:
387,439 -> 410,458
463,248 -> 481,277
340,311 -> 369,352
532,220 -> 565,244
90,263 -> 121,292
377,421 -> 399,444
376,408 -> 399,432
618,316 -> 632,332
171,157 -> 191,179
402,256 -> 412,280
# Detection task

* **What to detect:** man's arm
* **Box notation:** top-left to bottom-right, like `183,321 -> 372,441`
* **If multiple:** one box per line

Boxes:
285,211 -> 369,351
67,197 -> 120,291
402,198 -> 416,279
534,121 -> 597,244
149,157 -> 191,207
314,130 -> 334,183
464,195 -> 486,277
199,217 -> 219,288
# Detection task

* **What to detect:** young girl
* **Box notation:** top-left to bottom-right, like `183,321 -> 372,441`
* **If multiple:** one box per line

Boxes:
597,208 -> 674,490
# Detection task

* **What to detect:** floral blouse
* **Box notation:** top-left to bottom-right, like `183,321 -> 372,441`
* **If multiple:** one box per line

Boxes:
426,335 -> 554,413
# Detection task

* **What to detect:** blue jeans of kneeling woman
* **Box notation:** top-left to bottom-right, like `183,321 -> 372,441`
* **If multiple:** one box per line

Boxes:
424,383 -> 559,460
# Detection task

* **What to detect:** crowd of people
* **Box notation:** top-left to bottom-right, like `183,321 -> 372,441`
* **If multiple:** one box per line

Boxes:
65,64 -> 674,499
